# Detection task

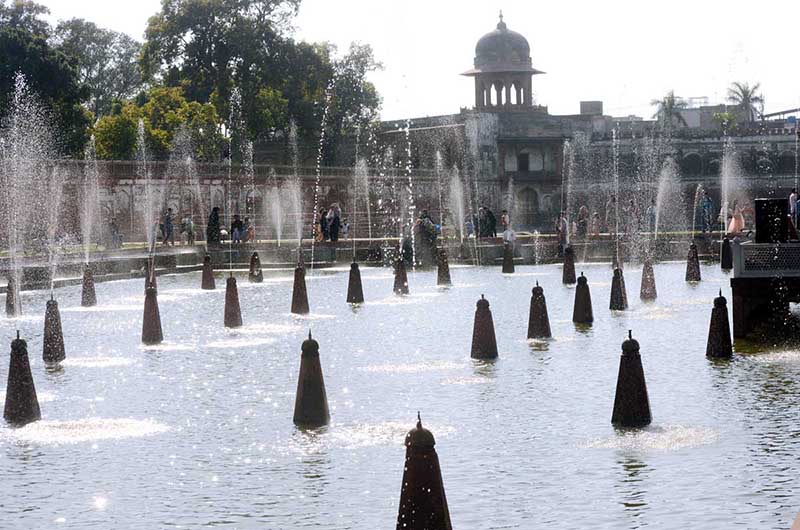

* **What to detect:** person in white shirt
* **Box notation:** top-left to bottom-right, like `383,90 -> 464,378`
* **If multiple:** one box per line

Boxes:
790,188 -> 798,227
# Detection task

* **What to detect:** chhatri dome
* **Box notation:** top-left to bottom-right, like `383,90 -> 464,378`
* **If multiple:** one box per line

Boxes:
463,12 -> 544,109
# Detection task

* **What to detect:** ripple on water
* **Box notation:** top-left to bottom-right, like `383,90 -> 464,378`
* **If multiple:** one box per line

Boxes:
3,418 -> 169,445
239,323 -> 302,335
287,421 -> 456,454
582,425 -> 718,452
441,375 -> 492,386
751,349 -> 800,363
61,304 -> 141,313
139,342 -> 196,352
360,360 -> 463,374
61,357 -> 136,368
206,337 -> 276,349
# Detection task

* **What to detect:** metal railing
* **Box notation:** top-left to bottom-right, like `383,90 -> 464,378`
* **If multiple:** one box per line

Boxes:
732,240 -> 800,278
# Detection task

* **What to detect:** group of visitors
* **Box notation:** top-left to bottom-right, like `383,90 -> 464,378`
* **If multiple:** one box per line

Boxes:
204,207 -> 256,244
315,204 -> 349,242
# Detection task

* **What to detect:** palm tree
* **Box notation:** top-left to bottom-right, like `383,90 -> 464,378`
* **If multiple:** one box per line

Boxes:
727,81 -> 764,122
651,90 -> 688,130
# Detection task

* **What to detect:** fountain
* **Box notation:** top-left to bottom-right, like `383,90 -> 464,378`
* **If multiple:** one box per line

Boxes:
293,331 -> 330,428
248,252 -> 263,283
1,74 -> 56,317
573,273 -> 593,325
611,331 -> 652,428
527,281 -> 552,339
3,332 -> 40,426
80,137 -> 100,307
42,296 -> 65,365
224,276 -> 243,328
395,414 -> 452,530
470,295 -> 498,359
266,168 -> 283,246
706,291 -> 732,358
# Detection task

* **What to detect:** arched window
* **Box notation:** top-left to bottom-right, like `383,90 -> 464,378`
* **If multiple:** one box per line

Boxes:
490,84 -> 499,106
510,83 -> 518,105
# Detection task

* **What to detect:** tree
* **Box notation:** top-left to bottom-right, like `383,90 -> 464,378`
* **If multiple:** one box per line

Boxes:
727,81 -> 763,122
651,90 -> 688,131
53,18 -> 143,117
0,0 -> 50,37
141,0 -> 300,116
93,86 -> 224,161
322,43 -> 382,165
0,25 -> 91,155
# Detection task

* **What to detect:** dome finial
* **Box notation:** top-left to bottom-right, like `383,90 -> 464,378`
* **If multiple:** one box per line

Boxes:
497,10 -> 507,30
499,10 -> 503,22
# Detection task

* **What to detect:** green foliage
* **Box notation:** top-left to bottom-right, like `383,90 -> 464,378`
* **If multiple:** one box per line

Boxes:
0,20 -> 91,156
93,86 -> 224,160
650,90 -> 688,131
53,18 -> 143,117
93,104 -> 138,159
727,81 -> 763,122
0,0 -> 50,37
712,111 -> 737,131
322,43 -> 383,165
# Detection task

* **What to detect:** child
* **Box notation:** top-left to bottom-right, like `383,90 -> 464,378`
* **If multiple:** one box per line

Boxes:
341,219 -> 350,240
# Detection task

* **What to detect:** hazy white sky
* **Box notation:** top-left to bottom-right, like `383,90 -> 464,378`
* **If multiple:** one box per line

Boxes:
41,0 -> 800,120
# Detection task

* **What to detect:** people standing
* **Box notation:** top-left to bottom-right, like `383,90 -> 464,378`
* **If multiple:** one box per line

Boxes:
244,217 -> 255,242
500,209 -> 509,232
790,188 -> 798,227
181,214 -> 195,245
162,208 -> 175,246
590,212 -> 601,238
207,207 -> 221,245
327,204 -> 341,242
231,214 -> 244,243
486,207 -> 497,238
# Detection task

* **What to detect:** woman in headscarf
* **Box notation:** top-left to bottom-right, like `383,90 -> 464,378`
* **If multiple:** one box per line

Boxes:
206,207 -> 221,245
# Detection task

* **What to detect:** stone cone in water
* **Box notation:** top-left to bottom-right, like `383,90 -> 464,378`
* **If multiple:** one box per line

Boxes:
224,276 -> 243,328
502,243 -> 515,273
527,281 -> 551,339
706,290 -> 733,359
393,258 -> 409,295
5,276 -> 18,317
470,295 -> 498,359
610,268 -> 628,310
81,264 -> 97,307
572,273 -> 593,324
437,248 -> 452,286
395,414 -> 452,530
562,245 -> 576,284
4,332 -> 41,426
141,285 -> 163,345
346,261 -> 364,304
291,264 -> 310,314
720,237 -> 733,271
248,252 -> 263,283
685,243 -> 701,282
640,258 -> 657,300
611,331 -> 652,428
201,255 -> 215,290
293,332 -> 330,428
42,298 -> 65,364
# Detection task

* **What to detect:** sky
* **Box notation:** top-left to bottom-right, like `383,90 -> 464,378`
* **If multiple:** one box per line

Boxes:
40,0 -> 800,121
